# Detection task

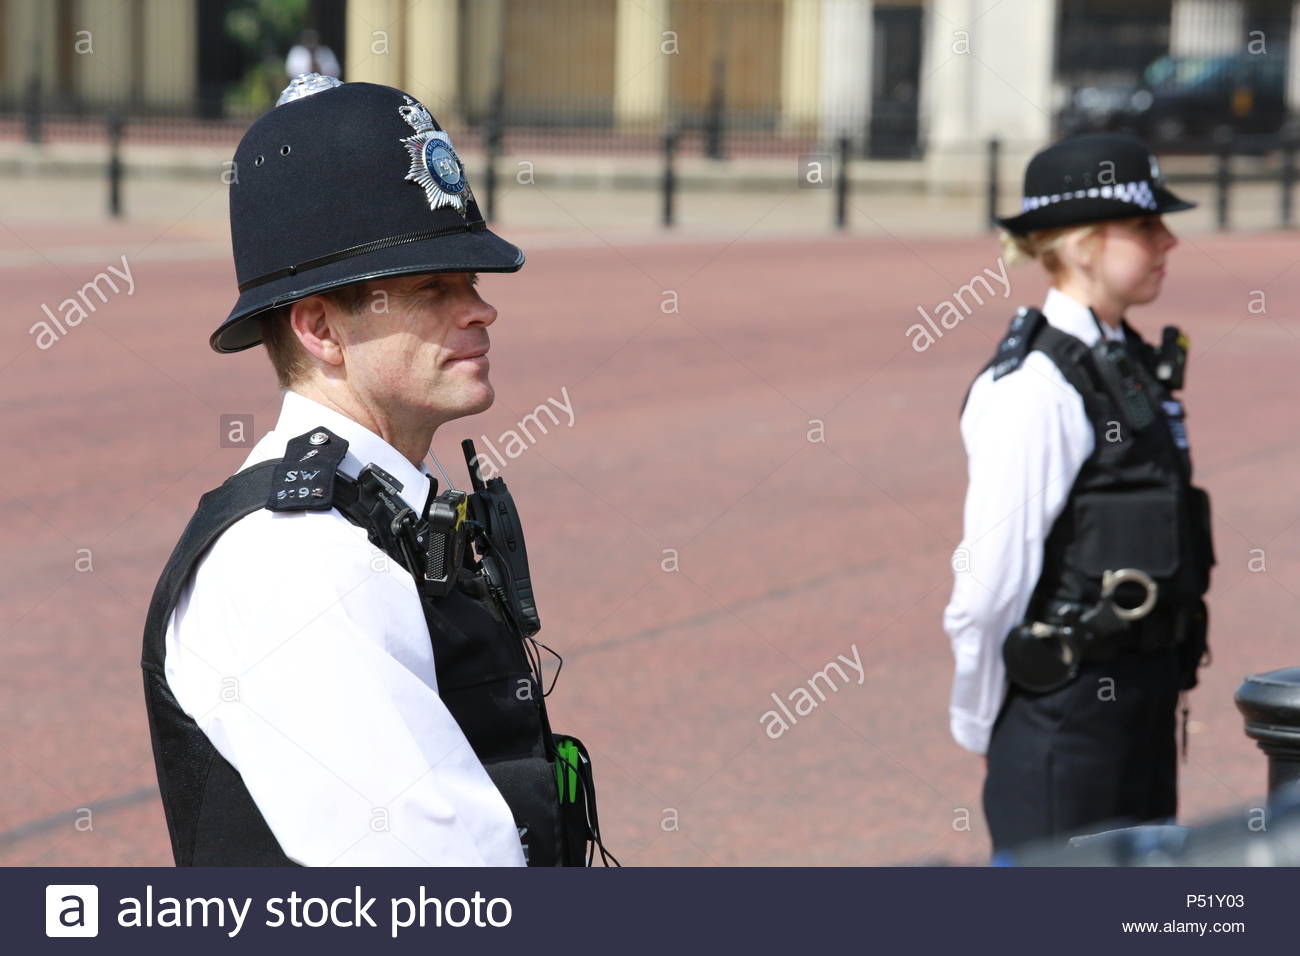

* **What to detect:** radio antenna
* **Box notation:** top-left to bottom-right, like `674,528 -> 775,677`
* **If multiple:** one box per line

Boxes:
425,449 -> 457,491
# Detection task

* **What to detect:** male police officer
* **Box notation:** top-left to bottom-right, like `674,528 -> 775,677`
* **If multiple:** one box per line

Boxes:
943,133 -> 1216,853
142,75 -> 604,866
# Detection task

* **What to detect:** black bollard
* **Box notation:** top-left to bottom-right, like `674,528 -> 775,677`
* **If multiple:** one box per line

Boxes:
1215,140 -> 1232,232
662,127 -> 678,229
25,74 -> 42,145
704,56 -> 726,161
834,136 -> 850,231
986,137 -> 1001,232
482,78 -> 506,224
484,114 -> 501,224
107,112 -> 124,219
1235,666 -> 1300,793
1281,134 -> 1296,229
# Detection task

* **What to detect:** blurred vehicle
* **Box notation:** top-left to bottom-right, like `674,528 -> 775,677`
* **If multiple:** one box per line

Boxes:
1060,53 -> 1291,149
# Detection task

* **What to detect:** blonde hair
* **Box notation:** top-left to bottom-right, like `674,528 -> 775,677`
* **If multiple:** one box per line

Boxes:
1000,223 -> 1103,278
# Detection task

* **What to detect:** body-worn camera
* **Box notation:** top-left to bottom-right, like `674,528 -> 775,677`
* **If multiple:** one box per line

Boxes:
1154,326 -> 1188,392
420,489 -> 469,596
354,462 -> 468,599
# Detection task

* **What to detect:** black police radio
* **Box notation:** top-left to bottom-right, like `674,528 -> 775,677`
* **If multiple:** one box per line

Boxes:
461,439 -> 541,638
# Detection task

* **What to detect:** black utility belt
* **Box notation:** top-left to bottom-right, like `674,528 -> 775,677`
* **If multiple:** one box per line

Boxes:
1004,569 -> 1191,693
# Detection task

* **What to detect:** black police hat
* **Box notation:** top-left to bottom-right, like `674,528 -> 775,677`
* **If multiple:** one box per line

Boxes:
212,75 -> 524,354
996,132 -> 1196,237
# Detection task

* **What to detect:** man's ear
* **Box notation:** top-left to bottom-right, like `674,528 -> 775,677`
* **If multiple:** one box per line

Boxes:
289,295 -> 346,368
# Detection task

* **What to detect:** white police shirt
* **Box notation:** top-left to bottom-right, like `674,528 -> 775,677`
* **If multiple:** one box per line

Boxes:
164,390 -> 526,866
943,288 -> 1126,755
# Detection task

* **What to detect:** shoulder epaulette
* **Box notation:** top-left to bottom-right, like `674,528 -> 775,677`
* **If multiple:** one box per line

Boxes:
265,426 -> 351,512
991,306 -> 1046,380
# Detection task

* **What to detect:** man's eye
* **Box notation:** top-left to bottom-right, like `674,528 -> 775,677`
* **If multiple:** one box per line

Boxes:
423,275 -> 477,291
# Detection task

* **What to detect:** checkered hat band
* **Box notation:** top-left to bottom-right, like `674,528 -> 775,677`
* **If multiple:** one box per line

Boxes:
1021,180 -> 1157,213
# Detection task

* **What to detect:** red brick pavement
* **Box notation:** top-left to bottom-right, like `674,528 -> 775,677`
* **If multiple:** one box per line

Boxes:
1,226 -> 1297,866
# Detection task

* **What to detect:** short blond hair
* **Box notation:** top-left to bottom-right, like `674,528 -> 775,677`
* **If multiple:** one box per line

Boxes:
1000,223 -> 1103,277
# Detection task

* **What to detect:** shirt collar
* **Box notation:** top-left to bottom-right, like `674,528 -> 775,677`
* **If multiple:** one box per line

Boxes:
242,390 -> 435,515
1042,287 -> 1126,346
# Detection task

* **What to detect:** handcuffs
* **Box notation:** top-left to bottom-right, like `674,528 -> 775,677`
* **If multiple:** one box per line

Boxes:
1002,569 -> 1159,693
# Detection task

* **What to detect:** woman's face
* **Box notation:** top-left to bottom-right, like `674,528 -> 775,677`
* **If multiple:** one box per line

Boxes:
1067,215 -> 1179,309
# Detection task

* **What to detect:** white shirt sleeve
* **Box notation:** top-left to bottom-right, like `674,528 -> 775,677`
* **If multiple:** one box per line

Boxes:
942,353 -> 1095,754
164,509 -> 526,866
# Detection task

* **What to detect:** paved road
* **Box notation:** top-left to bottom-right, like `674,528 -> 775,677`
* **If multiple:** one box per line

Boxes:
1,214 -> 1296,865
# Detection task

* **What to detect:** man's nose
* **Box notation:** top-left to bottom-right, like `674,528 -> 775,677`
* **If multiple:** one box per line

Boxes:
464,297 -> 498,328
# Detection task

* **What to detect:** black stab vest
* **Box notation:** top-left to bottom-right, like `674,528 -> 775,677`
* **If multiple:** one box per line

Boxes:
971,309 -> 1215,622
142,445 -> 576,866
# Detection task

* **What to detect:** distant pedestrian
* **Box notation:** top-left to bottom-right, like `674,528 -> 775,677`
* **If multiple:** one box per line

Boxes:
285,30 -> 340,80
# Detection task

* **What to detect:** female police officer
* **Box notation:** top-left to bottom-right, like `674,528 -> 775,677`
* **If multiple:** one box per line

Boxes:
943,132 -> 1215,853
141,76 -> 605,866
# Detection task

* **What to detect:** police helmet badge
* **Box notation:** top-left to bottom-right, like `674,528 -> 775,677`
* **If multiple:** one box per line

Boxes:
276,72 -> 342,106
399,95 -> 473,217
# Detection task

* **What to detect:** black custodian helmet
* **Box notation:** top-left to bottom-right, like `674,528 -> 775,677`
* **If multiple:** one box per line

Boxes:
212,74 -> 524,354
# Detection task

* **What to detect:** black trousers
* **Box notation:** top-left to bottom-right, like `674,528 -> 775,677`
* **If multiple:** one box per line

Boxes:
983,645 -> 1182,854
